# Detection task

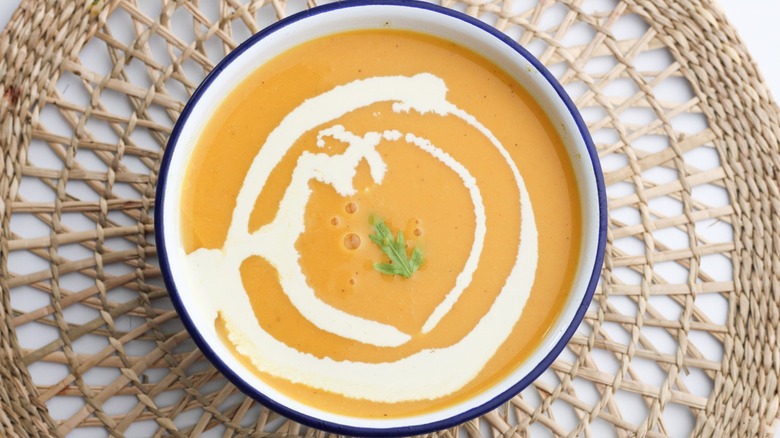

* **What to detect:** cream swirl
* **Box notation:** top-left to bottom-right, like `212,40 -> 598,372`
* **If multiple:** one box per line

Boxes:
182,73 -> 538,402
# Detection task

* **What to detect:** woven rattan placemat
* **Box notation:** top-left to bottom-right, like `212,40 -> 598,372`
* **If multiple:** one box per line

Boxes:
1,0 -> 778,436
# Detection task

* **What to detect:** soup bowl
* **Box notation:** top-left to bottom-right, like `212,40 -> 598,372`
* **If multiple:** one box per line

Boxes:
156,0 -> 606,435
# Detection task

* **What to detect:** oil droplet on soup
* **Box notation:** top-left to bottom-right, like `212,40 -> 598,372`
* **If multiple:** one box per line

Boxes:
343,233 -> 361,250
181,29 -> 581,418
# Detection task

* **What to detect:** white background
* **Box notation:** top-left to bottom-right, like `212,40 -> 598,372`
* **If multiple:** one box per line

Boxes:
1,0 -> 778,436
1,1 -> 777,101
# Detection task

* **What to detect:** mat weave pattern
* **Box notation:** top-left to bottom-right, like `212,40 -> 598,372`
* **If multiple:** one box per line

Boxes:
1,0 -> 778,436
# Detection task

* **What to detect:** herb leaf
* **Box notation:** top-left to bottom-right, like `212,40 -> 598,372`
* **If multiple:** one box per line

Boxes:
370,217 -> 423,279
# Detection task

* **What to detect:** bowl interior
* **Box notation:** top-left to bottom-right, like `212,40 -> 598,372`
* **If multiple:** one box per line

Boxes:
158,1 -> 604,434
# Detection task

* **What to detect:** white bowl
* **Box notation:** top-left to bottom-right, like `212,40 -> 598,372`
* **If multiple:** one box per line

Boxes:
156,1 -> 606,435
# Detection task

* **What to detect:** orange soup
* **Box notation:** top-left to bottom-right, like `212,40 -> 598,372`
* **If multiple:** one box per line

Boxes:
180,29 -> 580,418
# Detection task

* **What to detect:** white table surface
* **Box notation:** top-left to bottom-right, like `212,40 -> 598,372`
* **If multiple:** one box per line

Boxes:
0,2 -> 775,100
1,0 -> 778,436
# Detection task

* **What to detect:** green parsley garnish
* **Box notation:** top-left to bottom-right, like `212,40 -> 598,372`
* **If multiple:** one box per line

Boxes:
369,217 -> 423,279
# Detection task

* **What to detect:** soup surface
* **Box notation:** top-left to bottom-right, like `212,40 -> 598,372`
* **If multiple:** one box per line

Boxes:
179,29 -> 580,418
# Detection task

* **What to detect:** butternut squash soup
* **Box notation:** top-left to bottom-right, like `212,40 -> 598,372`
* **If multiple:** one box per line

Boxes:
179,29 -> 580,418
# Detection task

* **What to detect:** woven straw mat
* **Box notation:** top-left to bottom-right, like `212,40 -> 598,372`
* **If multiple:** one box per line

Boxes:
1,0 -> 779,437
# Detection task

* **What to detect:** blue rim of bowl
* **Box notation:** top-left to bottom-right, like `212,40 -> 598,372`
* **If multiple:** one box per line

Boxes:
155,0 -> 607,435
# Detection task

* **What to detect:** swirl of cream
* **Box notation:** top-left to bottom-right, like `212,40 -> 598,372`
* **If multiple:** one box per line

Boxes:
183,74 -> 538,401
